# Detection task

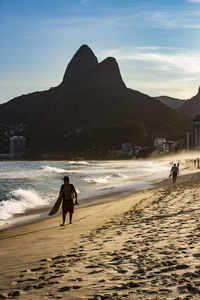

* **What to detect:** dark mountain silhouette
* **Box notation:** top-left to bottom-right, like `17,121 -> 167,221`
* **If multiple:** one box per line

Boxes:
178,87 -> 200,116
155,96 -> 186,109
156,88 -> 200,117
62,45 -> 98,90
0,45 -> 192,158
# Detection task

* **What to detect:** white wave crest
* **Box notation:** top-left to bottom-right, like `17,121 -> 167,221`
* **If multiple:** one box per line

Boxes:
118,173 -> 128,179
83,173 -> 127,184
0,189 -> 49,225
69,161 -> 90,165
41,166 -> 66,173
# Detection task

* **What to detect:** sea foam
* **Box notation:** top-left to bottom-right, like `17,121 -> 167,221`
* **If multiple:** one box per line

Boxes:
41,165 -> 66,173
0,189 -> 49,226
83,173 -> 127,184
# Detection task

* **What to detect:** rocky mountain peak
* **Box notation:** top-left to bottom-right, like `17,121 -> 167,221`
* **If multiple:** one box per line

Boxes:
94,56 -> 126,88
100,56 -> 120,70
62,44 -> 98,88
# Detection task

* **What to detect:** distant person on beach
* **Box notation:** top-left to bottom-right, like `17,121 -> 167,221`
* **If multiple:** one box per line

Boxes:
60,176 -> 78,226
169,163 -> 179,183
197,158 -> 200,169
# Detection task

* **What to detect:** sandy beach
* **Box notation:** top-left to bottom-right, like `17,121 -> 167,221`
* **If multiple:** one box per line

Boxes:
0,167 -> 200,299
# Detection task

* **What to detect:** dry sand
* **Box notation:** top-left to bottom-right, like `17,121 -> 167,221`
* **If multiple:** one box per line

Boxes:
0,167 -> 200,299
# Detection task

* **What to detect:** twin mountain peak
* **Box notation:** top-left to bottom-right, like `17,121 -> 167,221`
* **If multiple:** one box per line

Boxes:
62,44 -> 125,91
0,45 -> 194,158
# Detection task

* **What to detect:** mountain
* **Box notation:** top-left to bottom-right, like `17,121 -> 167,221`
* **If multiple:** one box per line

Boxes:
0,45 -> 192,158
62,45 -> 98,90
156,87 -> 200,117
178,87 -> 200,116
155,96 -> 186,109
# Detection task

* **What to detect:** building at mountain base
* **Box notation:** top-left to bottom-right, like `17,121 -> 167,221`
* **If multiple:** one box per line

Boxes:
0,136 -> 26,159
10,136 -> 26,158
154,138 -> 178,153
185,115 -> 200,151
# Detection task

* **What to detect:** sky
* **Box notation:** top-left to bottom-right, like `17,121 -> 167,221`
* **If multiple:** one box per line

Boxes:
0,0 -> 200,104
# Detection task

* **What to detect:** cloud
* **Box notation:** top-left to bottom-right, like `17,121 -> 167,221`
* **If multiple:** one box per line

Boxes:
113,9 -> 200,30
187,0 -> 200,2
21,6 -> 200,33
145,10 -> 200,29
95,46 -> 200,98
124,75 -> 198,99
96,47 -> 200,75
73,9 -> 200,30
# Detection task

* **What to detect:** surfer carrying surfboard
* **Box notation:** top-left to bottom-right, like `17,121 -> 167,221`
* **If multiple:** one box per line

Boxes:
60,176 -> 78,226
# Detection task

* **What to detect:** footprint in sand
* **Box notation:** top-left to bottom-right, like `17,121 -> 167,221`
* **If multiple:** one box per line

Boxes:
8,291 -> 21,297
58,285 -> 81,292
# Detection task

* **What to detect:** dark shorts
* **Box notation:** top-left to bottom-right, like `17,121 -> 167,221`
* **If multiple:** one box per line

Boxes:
62,199 -> 74,214
173,172 -> 177,178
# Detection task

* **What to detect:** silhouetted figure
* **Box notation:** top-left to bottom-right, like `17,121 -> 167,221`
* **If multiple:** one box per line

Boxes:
170,163 -> 179,183
60,176 -> 78,226
197,158 -> 200,169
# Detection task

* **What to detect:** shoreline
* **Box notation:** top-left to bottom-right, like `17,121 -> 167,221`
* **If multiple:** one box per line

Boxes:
1,163 -> 199,231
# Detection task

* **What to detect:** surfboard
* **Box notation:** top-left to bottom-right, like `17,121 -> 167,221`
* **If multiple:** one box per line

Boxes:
48,195 -> 63,216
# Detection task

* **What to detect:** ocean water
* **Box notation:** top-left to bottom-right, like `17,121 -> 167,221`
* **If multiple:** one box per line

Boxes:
0,159 -> 170,229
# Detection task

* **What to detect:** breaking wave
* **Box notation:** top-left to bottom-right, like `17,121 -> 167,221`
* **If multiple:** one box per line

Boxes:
41,166 -> 66,173
83,173 -> 127,184
68,161 -> 91,166
0,189 -> 50,226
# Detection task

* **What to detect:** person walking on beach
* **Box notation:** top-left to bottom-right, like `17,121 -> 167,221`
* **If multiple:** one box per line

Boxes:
60,176 -> 78,226
170,163 -> 179,183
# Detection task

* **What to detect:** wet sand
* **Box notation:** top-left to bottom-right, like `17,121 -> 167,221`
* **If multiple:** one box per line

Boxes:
0,169 -> 200,299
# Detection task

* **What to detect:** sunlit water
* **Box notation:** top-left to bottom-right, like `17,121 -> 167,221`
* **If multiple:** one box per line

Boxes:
1,153 -> 196,229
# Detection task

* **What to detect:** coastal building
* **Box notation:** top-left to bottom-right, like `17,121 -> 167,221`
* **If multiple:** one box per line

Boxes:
133,146 -> 142,154
194,116 -> 200,149
122,142 -> 132,154
10,136 -> 26,158
165,140 -> 178,152
185,115 -> 200,150
108,142 -> 133,158
154,138 -> 177,153
107,149 -> 123,158
186,130 -> 193,151
154,138 -> 166,152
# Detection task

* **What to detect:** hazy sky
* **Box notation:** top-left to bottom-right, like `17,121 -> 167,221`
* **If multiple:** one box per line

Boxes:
0,0 -> 200,104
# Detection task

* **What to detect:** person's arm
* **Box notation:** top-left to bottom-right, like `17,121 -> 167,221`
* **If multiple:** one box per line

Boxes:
72,185 -> 79,205
59,185 -> 64,197
169,167 -> 172,177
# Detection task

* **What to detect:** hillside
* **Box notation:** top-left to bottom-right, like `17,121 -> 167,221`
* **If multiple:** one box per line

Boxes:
156,87 -> 200,117
155,96 -> 186,109
178,87 -> 200,116
0,45 -> 192,158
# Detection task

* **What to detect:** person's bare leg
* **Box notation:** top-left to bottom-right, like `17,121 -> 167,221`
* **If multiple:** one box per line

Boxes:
62,210 -> 66,225
69,212 -> 72,224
